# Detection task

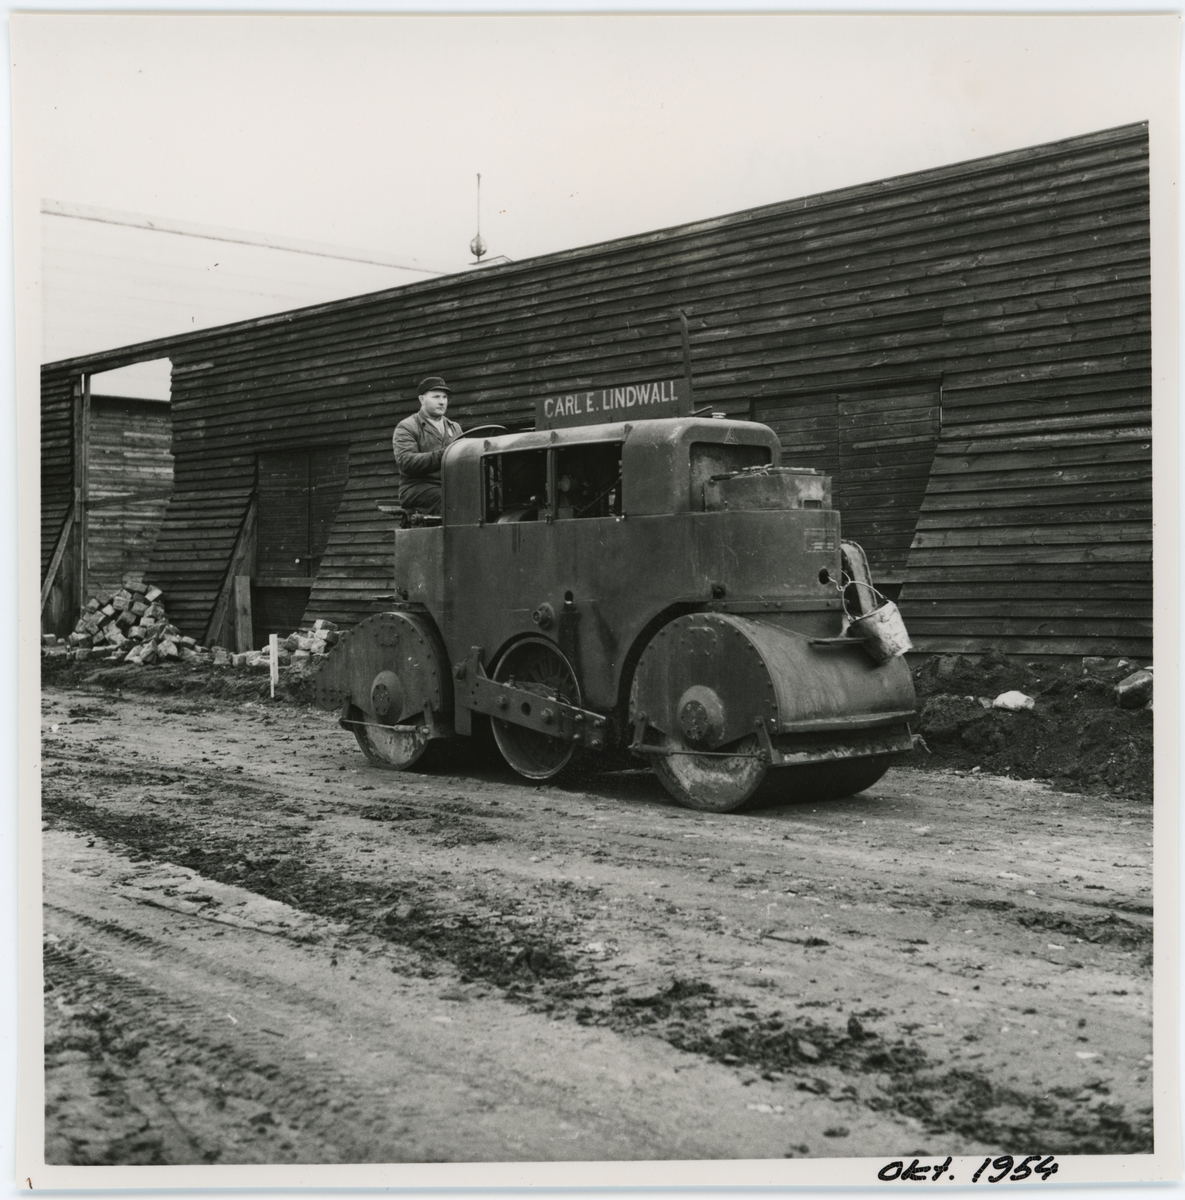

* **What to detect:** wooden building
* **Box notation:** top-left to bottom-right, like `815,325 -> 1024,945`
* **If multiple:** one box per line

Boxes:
41,122 -> 1152,659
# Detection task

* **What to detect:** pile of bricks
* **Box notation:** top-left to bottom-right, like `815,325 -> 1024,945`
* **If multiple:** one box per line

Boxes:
211,620 -> 340,670
42,582 -> 210,666
280,619 -> 341,664
44,597 -> 343,676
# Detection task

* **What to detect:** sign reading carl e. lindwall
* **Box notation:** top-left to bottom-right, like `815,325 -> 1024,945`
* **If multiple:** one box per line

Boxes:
536,378 -> 691,430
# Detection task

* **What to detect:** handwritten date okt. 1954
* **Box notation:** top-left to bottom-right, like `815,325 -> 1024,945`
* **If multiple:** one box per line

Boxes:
878,1156 -> 1059,1182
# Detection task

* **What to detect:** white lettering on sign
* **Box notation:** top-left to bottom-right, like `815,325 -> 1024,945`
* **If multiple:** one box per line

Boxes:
805,526 -> 839,552
542,391 -> 598,420
537,378 -> 691,429
597,380 -> 679,412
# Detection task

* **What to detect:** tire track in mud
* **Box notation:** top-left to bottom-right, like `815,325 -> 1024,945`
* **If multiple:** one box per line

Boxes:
43,791 -> 581,984
42,747 -> 1153,966
580,983 -> 1151,1154
42,746 -> 522,846
43,786 -> 1153,1154
43,928 -> 376,1164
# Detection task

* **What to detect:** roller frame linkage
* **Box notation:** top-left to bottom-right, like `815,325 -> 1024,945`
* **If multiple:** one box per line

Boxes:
459,652 -> 607,750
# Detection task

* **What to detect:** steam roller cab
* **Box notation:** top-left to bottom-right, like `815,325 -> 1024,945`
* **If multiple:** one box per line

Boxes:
312,415 -> 918,812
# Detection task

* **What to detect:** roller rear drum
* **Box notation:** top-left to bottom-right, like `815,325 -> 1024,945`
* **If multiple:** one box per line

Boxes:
490,638 -> 582,781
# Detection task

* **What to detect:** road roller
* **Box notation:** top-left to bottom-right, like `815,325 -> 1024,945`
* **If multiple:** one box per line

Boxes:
311,413 -> 919,812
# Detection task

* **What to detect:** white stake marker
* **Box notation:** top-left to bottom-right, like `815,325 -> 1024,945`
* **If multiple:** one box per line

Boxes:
270,633 -> 279,698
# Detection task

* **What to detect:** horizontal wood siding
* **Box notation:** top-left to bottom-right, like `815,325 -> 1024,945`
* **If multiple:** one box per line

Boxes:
41,123 -> 1150,656
900,370 -> 1152,656
40,372 -> 74,577
85,396 -> 174,595
40,372 -> 77,635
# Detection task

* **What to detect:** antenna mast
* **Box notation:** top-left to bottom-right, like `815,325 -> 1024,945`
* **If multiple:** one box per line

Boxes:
469,173 -> 487,262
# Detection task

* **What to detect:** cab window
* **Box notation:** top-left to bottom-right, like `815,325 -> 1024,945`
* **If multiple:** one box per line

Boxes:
555,442 -> 622,519
484,448 -> 547,522
483,441 -> 623,522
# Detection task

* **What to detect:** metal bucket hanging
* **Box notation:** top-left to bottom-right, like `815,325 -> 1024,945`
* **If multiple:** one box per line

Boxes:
841,571 -> 914,664
849,599 -> 913,663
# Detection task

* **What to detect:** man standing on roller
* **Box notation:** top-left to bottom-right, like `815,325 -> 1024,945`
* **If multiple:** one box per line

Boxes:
392,376 -> 463,515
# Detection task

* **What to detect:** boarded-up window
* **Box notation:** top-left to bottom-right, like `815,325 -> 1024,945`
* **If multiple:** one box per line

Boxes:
756,384 -> 940,581
257,447 -> 349,578
837,386 -> 941,580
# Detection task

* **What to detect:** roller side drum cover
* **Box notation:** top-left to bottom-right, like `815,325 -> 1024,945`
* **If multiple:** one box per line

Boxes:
311,611 -> 452,723
629,613 -> 915,811
630,612 -> 914,744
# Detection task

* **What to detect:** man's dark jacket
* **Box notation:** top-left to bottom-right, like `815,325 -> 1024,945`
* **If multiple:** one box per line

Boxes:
392,409 -> 463,511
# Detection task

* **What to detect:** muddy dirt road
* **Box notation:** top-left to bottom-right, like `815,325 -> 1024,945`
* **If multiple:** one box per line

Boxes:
40,683 -> 1153,1165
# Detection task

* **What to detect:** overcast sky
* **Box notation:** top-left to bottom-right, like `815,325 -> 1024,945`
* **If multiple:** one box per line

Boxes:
12,13 -> 1177,267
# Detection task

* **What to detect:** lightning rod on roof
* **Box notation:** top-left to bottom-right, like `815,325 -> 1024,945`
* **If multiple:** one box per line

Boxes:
469,173 -> 487,262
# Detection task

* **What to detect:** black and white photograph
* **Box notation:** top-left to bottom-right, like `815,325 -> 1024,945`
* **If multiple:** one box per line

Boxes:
13,10 -> 1180,1188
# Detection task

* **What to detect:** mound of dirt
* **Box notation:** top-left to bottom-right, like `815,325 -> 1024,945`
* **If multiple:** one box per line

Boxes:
910,650 -> 1153,801
42,656 -> 321,705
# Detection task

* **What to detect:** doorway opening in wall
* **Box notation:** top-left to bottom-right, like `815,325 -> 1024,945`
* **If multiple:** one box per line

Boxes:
253,446 -> 350,641
753,380 -> 941,598
41,358 -> 174,638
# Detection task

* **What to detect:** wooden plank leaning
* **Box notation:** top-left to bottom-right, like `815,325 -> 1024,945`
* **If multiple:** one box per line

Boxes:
40,504 -> 75,613
233,576 -> 254,654
203,492 -> 258,649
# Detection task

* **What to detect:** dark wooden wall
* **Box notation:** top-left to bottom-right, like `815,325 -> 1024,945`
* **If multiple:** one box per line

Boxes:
41,122 -> 1152,659
40,375 -> 77,636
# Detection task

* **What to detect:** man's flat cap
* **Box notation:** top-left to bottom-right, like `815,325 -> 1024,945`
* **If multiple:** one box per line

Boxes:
417,376 -> 451,395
